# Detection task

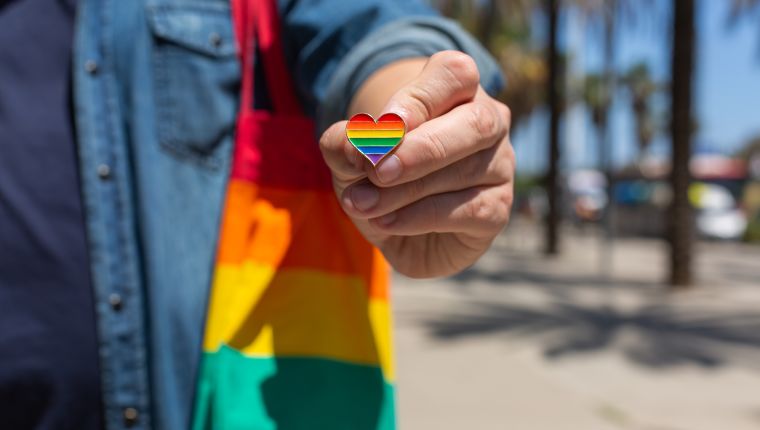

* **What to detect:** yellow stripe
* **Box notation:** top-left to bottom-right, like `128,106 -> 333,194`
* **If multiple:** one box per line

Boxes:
346,129 -> 404,138
203,262 -> 276,353
204,263 -> 395,380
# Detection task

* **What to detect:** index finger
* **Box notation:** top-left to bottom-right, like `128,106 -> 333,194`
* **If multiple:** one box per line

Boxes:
369,93 -> 509,187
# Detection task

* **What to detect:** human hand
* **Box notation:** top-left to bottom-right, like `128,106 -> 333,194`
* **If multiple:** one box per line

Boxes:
319,51 -> 514,278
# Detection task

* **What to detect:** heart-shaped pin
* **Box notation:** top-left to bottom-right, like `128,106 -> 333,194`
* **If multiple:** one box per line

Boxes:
346,112 -> 406,166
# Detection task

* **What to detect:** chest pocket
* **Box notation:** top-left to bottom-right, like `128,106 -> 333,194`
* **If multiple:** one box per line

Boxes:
147,2 -> 240,169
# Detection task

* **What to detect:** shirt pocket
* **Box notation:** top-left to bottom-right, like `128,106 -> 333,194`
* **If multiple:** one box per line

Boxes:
147,2 -> 240,169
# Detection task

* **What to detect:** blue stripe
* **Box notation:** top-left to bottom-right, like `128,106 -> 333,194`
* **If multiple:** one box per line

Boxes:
356,146 -> 395,154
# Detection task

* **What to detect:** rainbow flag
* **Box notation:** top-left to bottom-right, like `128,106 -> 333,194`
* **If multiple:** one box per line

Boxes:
192,117 -> 396,429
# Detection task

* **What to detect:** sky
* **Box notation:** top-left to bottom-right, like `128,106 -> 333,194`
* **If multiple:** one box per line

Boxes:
512,0 -> 760,174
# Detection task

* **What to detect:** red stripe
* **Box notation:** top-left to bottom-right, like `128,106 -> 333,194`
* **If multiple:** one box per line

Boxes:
231,112 -> 333,190
346,121 -> 405,131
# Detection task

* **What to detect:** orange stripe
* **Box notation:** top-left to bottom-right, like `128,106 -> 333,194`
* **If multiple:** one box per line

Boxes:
215,180 -> 296,268
346,121 -> 405,131
215,180 -> 389,300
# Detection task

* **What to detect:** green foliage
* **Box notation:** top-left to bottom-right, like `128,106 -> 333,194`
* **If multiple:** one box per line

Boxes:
433,0 -> 546,128
744,212 -> 760,242
622,62 -> 661,155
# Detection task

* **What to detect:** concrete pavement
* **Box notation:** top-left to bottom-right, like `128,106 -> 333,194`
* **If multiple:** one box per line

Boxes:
392,220 -> 760,429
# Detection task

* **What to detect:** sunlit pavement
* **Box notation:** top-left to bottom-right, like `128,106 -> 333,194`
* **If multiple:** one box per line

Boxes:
392,218 -> 760,430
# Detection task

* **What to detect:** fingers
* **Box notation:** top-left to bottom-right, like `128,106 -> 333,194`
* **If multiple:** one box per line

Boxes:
320,51 -> 498,190
382,51 -> 481,130
341,137 -> 514,219
370,92 -> 511,186
369,184 -> 513,237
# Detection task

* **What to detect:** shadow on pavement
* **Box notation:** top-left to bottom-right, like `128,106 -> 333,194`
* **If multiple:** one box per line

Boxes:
424,301 -> 760,370
452,266 -> 658,290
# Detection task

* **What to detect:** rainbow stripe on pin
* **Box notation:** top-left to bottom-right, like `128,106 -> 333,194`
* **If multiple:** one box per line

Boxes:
346,113 -> 406,165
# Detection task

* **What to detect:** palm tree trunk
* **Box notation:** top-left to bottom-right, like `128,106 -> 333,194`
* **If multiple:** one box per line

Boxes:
476,0 -> 498,48
599,0 -> 616,276
668,0 -> 696,287
545,0 -> 561,255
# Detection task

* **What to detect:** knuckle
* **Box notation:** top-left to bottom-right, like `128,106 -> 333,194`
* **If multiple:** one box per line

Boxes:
318,122 -> 340,152
435,51 -> 480,88
500,183 -> 515,213
406,85 -> 436,121
407,175 -> 429,201
491,143 -> 515,182
497,102 -> 512,127
490,158 -> 511,184
467,192 -> 497,225
467,188 -> 511,231
421,129 -> 448,162
469,102 -> 500,143
505,141 -> 516,167
495,101 -> 512,128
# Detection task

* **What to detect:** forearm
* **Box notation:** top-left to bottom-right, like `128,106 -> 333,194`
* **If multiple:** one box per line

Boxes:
347,57 -> 428,117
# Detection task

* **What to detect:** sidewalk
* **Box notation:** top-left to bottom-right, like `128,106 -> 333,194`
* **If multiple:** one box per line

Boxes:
392,219 -> 760,430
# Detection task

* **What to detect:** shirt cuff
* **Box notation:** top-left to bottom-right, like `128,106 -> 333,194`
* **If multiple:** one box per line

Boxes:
316,16 -> 506,134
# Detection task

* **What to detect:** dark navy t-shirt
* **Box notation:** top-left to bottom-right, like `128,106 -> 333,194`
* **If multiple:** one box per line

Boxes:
0,0 -> 103,428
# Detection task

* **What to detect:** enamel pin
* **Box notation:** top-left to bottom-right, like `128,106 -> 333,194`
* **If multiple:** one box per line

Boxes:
346,113 -> 406,166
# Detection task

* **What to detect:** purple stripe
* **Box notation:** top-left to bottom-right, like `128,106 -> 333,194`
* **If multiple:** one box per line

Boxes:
366,154 -> 385,165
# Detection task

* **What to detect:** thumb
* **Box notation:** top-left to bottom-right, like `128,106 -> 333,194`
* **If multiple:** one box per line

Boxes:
381,51 -> 481,131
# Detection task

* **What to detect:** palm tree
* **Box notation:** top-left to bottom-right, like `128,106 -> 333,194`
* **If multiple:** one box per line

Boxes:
573,0 -> 659,276
573,0 -> 619,270
623,62 -> 659,162
668,0 -> 697,288
435,0 -> 546,129
546,0 -> 561,255
581,73 -> 611,154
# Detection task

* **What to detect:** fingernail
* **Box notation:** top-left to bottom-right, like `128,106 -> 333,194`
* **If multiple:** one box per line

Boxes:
341,192 -> 356,211
376,155 -> 402,184
377,211 -> 397,227
350,184 -> 380,212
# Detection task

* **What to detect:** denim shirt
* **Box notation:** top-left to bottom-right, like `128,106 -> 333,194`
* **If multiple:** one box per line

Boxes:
71,0 -> 503,428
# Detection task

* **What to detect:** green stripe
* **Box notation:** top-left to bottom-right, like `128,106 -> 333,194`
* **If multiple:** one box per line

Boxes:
193,345 -> 396,430
348,137 -> 401,147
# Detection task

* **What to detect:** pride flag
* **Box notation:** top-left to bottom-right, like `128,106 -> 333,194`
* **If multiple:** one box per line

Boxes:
192,117 -> 396,429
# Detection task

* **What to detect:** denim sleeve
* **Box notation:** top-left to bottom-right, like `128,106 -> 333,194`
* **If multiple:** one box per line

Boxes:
277,1 -> 505,133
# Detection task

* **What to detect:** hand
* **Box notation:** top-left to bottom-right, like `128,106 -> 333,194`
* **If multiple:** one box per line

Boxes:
319,51 -> 515,278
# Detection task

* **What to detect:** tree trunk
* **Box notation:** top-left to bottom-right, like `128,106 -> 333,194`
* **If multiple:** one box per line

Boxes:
668,0 -> 696,287
599,0 -> 616,276
545,0 -> 561,255
476,0 -> 498,49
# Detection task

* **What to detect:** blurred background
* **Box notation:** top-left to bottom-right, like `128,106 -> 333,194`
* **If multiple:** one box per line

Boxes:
392,0 -> 760,428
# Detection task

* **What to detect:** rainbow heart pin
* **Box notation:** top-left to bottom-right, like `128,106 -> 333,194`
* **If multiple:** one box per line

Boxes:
346,113 -> 406,166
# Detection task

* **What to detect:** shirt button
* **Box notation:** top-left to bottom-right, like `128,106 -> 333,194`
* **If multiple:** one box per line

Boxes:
123,407 -> 139,427
108,293 -> 123,311
209,32 -> 222,48
97,164 -> 111,179
84,60 -> 98,74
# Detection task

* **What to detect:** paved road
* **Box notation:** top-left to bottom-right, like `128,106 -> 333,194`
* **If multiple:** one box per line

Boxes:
392,220 -> 760,430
